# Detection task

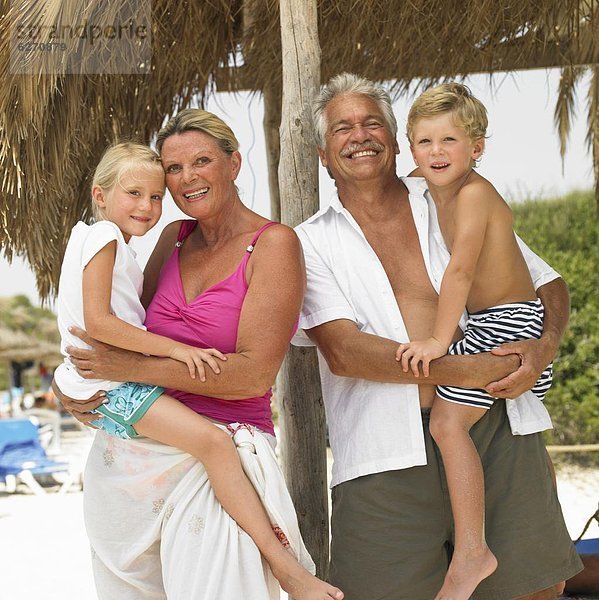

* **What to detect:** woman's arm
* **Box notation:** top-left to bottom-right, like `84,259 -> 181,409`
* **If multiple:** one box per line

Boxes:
68,224 -> 305,399
51,378 -> 105,425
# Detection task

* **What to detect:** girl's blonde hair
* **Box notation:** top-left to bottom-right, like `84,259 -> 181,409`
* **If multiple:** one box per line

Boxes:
155,109 -> 239,155
406,83 -> 488,144
91,142 -> 164,221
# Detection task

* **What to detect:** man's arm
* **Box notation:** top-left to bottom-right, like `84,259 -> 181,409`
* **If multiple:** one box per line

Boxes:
486,277 -> 569,398
537,277 -> 571,351
307,318 -> 519,387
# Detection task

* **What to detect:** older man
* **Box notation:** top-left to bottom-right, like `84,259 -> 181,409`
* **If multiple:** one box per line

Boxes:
294,73 -> 581,600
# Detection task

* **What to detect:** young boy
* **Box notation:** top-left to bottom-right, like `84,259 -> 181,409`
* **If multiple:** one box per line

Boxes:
396,83 -> 554,600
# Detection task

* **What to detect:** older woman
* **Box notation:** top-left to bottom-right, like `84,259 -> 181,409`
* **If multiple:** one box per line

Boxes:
56,110 -> 343,600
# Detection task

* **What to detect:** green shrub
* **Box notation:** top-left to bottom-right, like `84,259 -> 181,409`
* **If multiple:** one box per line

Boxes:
513,191 -> 598,445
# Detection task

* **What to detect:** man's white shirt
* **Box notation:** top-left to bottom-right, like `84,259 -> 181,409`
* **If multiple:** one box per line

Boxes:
293,176 -> 557,488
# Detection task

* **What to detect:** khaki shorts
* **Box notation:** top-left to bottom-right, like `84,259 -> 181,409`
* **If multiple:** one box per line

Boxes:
329,402 -> 582,600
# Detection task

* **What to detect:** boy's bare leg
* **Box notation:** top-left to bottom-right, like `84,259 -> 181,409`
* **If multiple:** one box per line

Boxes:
429,398 -> 498,600
135,394 -> 344,600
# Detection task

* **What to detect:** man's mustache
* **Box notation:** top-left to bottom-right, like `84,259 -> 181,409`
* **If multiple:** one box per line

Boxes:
340,142 -> 385,157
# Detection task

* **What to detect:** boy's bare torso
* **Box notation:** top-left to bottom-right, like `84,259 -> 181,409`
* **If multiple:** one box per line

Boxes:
435,171 -> 537,313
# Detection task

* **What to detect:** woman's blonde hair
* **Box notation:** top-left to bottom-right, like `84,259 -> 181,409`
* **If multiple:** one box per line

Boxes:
91,142 -> 163,221
406,83 -> 488,144
155,109 -> 239,155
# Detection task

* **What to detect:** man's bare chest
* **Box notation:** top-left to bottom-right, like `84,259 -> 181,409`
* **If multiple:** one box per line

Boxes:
361,222 -> 437,303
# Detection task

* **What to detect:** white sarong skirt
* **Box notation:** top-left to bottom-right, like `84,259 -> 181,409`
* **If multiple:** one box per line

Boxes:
84,424 -> 314,599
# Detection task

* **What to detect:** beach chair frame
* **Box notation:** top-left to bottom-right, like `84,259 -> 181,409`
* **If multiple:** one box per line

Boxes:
0,418 -> 75,495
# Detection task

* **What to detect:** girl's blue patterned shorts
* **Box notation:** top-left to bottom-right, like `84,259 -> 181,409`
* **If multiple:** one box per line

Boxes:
90,382 -> 164,440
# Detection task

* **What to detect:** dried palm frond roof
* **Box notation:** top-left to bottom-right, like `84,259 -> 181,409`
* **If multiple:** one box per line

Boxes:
0,0 -> 597,298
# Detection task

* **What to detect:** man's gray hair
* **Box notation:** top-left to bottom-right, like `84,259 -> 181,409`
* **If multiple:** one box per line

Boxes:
312,73 -> 398,148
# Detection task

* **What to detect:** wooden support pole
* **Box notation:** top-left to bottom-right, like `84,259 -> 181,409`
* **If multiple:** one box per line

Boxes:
591,66 -> 599,217
277,0 -> 329,578
263,81 -> 282,222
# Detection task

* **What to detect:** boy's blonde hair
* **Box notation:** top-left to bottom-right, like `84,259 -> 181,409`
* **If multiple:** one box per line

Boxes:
406,83 -> 488,144
91,142 -> 164,221
156,109 -> 239,155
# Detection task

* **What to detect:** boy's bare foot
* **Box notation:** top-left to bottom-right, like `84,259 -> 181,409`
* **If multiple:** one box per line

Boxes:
434,547 -> 497,600
271,559 -> 344,600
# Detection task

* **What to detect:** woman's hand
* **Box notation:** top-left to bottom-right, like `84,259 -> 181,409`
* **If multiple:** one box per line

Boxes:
67,326 -> 139,382
51,378 -> 105,426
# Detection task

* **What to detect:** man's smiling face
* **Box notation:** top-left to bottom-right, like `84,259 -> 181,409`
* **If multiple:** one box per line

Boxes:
319,93 -> 399,185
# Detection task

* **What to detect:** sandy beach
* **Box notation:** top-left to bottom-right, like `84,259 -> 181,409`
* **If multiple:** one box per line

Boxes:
0,428 -> 597,600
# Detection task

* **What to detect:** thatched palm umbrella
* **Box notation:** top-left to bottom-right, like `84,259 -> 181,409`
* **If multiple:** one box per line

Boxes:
0,339 -> 61,363
0,325 -> 61,361
0,0 -> 597,297
0,325 -> 37,353
0,326 -> 61,395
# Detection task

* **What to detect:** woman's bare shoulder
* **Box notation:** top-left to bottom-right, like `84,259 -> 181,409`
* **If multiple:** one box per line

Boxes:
143,220 -> 186,282
151,220 -> 186,254
253,222 -> 301,255
160,219 -> 186,242
257,222 -> 298,241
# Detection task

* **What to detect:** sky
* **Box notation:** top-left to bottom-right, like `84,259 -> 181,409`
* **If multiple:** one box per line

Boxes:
0,67 -> 594,305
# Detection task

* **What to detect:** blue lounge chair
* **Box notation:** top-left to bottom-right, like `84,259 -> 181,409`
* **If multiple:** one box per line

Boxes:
0,418 -> 73,495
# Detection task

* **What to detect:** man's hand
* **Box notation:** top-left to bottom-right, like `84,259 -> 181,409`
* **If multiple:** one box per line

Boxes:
51,378 -> 105,426
485,337 -> 553,398
487,278 -> 569,398
67,326 -> 137,382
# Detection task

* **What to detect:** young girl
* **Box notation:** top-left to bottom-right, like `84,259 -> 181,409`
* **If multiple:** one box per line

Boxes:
396,85 -> 554,600
55,142 -> 343,600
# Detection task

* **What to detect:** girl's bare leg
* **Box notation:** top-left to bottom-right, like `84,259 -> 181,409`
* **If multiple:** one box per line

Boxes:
135,394 -> 343,600
429,398 -> 498,600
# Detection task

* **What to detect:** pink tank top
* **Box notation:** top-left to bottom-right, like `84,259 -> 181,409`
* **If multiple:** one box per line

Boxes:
145,220 -> 287,435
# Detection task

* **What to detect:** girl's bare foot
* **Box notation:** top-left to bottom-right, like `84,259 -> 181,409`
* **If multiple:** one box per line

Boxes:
271,558 -> 344,600
434,547 -> 497,600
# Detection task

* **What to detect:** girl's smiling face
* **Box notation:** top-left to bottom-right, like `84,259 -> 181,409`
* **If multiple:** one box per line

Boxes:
93,167 -> 165,242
